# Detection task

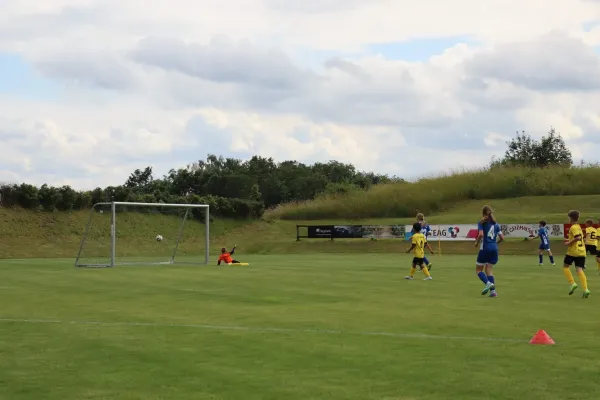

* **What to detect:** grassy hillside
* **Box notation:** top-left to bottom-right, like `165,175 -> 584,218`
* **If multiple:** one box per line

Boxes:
266,166 -> 600,220
0,207 -> 251,260
4,194 -> 600,259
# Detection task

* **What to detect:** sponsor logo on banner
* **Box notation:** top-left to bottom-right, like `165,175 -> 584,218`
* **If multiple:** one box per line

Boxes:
333,225 -> 363,238
361,225 -> 406,239
405,224 -> 479,241
549,224 -> 565,238
500,224 -> 536,238
307,225 -> 333,238
501,224 -> 565,238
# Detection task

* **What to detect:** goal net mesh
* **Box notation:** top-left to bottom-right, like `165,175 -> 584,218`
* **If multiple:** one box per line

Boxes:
75,203 -> 208,267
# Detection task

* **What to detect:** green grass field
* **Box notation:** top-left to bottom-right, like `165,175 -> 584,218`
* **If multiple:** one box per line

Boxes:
1,254 -> 599,400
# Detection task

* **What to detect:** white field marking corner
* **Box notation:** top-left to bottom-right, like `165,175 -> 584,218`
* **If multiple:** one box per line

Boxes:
0,318 -> 525,343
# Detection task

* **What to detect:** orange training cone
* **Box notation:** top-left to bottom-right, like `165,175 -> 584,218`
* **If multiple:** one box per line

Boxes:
529,330 -> 555,345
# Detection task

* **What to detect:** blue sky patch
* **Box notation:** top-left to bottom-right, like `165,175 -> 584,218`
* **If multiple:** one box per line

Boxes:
366,36 -> 476,62
0,53 -> 62,100
583,20 -> 599,31
290,36 -> 477,69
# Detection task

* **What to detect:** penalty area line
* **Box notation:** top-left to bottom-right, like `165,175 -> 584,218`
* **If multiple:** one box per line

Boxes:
0,318 -> 525,343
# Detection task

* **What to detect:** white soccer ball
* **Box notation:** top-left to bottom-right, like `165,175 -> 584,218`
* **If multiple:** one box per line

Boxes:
155,235 -> 163,242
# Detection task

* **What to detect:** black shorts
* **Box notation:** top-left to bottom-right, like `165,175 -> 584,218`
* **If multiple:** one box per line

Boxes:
586,245 -> 597,255
564,255 -> 586,269
412,257 -> 425,266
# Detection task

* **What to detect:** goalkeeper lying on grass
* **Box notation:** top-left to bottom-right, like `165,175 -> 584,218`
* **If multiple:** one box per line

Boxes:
217,246 -> 248,266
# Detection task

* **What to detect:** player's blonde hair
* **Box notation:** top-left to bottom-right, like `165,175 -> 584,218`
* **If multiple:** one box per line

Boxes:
416,212 -> 424,221
480,205 -> 496,224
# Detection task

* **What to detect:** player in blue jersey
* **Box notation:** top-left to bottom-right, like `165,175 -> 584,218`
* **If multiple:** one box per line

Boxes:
474,205 -> 504,297
416,213 -> 435,270
526,220 -> 555,266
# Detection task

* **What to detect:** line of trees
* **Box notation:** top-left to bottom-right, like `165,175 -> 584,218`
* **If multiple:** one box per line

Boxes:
0,155 -> 400,218
0,129 -> 577,219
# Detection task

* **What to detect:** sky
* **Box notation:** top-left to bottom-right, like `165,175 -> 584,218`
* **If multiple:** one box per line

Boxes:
1,0 -> 600,189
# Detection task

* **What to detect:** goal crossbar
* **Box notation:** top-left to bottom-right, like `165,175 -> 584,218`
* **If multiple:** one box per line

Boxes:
75,201 -> 210,268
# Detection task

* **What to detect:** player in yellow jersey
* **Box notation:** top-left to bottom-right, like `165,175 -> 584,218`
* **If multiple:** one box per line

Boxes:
584,219 -> 598,256
415,213 -> 435,270
563,210 -> 590,298
405,222 -> 432,281
584,219 -> 597,271
597,218 -> 600,274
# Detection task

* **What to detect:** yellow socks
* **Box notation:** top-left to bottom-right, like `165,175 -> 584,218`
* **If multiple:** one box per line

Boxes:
410,267 -> 416,277
577,270 -> 588,291
422,267 -> 431,277
563,268 -> 575,285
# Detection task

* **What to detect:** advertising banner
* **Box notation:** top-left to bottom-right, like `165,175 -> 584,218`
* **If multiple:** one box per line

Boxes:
408,224 -> 479,241
501,224 -> 564,239
361,225 -> 406,239
307,225 -> 333,238
304,223 -> 567,240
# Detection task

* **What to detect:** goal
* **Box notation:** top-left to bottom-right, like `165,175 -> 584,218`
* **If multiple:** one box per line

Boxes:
75,202 -> 209,267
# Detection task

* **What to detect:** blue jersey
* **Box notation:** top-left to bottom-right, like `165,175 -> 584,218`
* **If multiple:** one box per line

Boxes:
538,227 -> 550,250
478,221 -> 501,251
411,222 -> 431,241
421,222 -> 431,242
538,227 -> 549,245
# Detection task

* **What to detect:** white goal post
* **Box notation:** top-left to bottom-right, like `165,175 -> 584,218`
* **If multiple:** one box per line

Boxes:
75,201 -> 210,268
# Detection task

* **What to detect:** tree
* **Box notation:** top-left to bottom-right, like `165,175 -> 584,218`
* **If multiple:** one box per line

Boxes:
125,166 -> 153,189
493,127 -> 572,168
249,184 -> 262,202
38,184 -> 60,211
535,127 -> 572,166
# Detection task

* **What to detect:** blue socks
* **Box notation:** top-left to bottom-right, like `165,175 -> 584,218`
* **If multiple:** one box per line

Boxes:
488,275 -> 495,288
539,254 -> 555,264
477,271 -> 489,284
424,257 -> 430,265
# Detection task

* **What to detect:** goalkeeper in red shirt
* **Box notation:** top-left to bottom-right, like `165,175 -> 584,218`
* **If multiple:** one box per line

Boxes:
217,245 -> 242,265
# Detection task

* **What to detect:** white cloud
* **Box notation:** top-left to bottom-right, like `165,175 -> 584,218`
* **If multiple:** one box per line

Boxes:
516,108 -> 586,140
484,132 -> 510,147
465,32 -> 600,91
2,0 -> 598,52
0,0 -> 600,189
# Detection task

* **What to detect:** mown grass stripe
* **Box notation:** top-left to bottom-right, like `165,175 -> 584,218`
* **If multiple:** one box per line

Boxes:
0,317 -> 525,343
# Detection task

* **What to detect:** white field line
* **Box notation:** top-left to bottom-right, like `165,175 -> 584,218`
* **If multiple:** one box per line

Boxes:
0,318 -> 525,343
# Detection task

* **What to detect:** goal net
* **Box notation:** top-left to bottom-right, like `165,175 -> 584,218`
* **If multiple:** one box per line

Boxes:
75,202 -> 209,267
